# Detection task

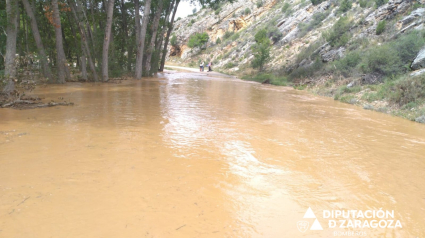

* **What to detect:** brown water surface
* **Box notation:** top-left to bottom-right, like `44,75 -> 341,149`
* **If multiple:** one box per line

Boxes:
1,72 -> 425,237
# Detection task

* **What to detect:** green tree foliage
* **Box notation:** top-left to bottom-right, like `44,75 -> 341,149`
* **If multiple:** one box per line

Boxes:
256,0 -> 263,8
187,32 -> 209,48
324,16 -> 352,47
267,27 -> 283,43
311,0 -> 325,5
376,21 -> 386,35
251,29 -> 271,71
216,37 -> 222,44
375,0 -> 388,7
170,35 -> 178,46
244,7 -> 251,15
339,0 -> 352,13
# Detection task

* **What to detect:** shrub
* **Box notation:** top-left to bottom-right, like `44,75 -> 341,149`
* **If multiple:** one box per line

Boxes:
376,20 -> 386,35
339,0 -> 352,12
187,32 -> 209,48
359,0 -> 367,8
170,35 -> 177,46
215,7 -> 221,15
256,0 -> 263,8
230,32 -> 240,41
358,31 -> 425,76
298,11 -> 328,37
216,37 -> 221,44
267,27 -> 283,43
388,75 -> 425,106
324,16 -> 352,47
282,3 -> 290,13
244,7 -> 251,15
375,0 -> 388,7
224,62 -> 236,69
311,0 -> 325,5
222,31 -> 234,40
333,51 -> 362,76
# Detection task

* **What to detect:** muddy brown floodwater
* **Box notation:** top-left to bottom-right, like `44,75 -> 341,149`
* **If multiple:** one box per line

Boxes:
1,72 -> 425,238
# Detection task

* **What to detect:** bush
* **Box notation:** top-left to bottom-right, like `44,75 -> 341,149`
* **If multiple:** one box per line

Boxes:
216,37 -> 221,44
187,32 -> 209,48
376,20 -> 386,35
215,7 -> 221,15
230,32 -> 240,41
170,35 -> 177,46
244,8 -> 251,15
282,3 -> 290,13
375,0 -> 388,7
298,11 -> 328,37
267,27 -> 283,43
339,0 -> 352,13
324,16 -> 352,47
333,51 -> 362,76
224,62 -> 236,69
359,0 -> 367,8
222,31 -> 234,40
256,0 -> 263,8
311,0 -> 325,5
389,75 -> 425,106
363,31 -> 425,76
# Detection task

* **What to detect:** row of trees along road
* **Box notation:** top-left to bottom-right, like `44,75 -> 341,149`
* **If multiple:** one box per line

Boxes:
1,0 -> 229,93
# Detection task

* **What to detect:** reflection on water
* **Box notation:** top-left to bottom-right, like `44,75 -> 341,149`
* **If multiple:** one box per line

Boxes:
1,72 -> 425,237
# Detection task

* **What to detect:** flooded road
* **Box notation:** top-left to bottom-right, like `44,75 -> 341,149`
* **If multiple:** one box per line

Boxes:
1,72 -> 425,237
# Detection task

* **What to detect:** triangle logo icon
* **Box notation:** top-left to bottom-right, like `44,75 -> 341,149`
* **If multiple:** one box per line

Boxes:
310,219 -> 323,230
303,207 -> 316,218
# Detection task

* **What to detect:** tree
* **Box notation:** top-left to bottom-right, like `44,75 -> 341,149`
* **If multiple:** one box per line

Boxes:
101,0 -> 115,82
159,0 -> 180,72
143,0 -> 163,75
251,29 -> 271,71
135,0 -> 152,79
51,0 -> 70,83
3,0 -> 19,93
21,0 -> 53,81
192,8 -> 196,14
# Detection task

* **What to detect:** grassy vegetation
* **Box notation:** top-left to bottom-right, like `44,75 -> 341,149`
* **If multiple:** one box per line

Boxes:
242,73 -> 289,86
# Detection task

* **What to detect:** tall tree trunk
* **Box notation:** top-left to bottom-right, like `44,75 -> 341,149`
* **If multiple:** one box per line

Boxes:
69,0 -> 98,81
143,0 -> 163,76
159,0 -> 179,72
134,0 -> 152,79
21,0 -> 53,80
80,39 -> 88,80
152,0 -> 173,74
52,0 -> 69,83
119,0 -> 128,68
130,0 -> 140,72
101,0 -> 115,82
4,0 -> 19,93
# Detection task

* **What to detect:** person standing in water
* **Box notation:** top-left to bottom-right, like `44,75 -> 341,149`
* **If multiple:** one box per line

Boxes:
200,62 -> 204,72
208,61 -> 213,72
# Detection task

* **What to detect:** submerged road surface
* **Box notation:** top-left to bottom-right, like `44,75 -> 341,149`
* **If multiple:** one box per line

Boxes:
1,72 -> 425,237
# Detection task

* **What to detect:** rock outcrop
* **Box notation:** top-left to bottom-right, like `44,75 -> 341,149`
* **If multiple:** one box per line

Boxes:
411,47 -> 425,70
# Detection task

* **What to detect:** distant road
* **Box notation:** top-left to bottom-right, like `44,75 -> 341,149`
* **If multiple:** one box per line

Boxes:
164,65 -> 234,78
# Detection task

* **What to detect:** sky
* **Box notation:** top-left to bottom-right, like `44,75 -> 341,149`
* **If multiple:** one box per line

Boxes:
175,0 -> 201,19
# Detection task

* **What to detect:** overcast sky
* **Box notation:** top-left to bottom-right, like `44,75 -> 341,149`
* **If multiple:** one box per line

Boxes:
175,0 -> 201,19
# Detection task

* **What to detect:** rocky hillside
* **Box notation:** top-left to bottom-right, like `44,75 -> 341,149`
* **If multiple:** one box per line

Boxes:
168,0 -> 425,123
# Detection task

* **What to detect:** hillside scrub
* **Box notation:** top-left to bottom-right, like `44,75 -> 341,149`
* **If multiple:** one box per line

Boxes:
251,29 -> 271,71
324,16 -> 352,47
188,32 -> 209,48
